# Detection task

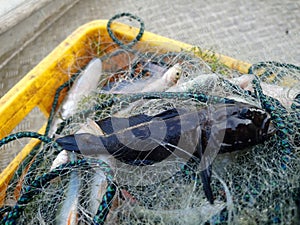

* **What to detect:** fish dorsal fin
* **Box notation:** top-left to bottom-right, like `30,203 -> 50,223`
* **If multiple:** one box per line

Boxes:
96,108 -> 182,136
77,118 -> 105,135
96,114 -> 152,135
128,114 -> 152,126
152,108 -> 180,120
95,117 -> 117,135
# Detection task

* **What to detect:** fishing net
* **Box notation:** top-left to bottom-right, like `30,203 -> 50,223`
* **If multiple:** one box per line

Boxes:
1,13 -> 300,225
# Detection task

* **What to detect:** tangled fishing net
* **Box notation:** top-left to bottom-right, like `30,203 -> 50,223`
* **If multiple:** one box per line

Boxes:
1,13 -> 300,225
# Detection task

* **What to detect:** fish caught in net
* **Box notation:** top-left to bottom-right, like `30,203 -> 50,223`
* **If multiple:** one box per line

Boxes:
1,13 -> 300,225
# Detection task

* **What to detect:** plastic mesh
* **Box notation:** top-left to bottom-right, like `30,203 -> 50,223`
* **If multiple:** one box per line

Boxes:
1,14 -> 300,225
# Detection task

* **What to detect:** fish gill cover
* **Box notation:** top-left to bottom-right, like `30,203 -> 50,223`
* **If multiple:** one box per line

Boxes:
1,13 -> 300,225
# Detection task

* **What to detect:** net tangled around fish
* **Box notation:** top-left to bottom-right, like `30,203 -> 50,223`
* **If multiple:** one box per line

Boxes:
1,13 -> 300,225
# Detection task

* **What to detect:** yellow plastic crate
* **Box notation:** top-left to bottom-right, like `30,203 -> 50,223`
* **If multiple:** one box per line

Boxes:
0,19 -> 251,205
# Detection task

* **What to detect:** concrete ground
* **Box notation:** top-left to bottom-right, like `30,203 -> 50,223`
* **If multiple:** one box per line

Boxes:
1,0 -> 299,96
0,0 -> 299,169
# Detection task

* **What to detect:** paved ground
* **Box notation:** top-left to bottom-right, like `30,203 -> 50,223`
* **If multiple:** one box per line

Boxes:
0,0 -> 299,170
1,0 -> 299,97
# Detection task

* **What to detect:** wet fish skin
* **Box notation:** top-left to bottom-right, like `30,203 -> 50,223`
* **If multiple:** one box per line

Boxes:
49,58 -> 103,136
49,58 -> 103,225
61,58 -> 103,118
231,74 -> 300,108
56,103 -> 274,204
56,102 -> 274,204
56,102 -> 274,163
113,63 -> 183,117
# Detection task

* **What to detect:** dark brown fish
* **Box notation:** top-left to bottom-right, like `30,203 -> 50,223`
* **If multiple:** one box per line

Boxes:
56,102 -> 274,203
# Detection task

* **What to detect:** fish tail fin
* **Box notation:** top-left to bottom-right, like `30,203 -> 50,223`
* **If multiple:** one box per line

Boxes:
56,135 -> 81,152
200,165 -> 214,204
56,133 -> 106,155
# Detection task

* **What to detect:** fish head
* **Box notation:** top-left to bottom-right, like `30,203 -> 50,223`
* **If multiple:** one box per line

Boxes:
208,103 -> 275,153
237,105 -> 275,137
163,63 -> 182,86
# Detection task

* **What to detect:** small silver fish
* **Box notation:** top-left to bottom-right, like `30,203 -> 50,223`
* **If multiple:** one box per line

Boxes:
114,63 -> 182,117
61,58 -> 103,118
167,73 -> 259,106
56,152 -> 80,225
141,63 -> 182,92
231,74 -> 300,108
167,73 -> 219,93
49,58 -> 102,225
49,58 -> 103,136
79,119 -> 118,217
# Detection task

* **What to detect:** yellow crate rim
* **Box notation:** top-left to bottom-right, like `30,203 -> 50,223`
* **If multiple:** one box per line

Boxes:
0,20 -> 251,205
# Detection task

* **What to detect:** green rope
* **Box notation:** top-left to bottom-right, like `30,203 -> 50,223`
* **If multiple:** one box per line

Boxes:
0,132 -> 56,149
93,183 -> 117,225
107,12 -> 145,49
117,91 -> 236,104
1,12 -> 299,224
0,134 -> 61,210
249,61 -> 300,84
17,67 -> 85,191
251,76 -> 299,223
252,77 -> 294,169
6,143 -> 41,195
249,61 -> 300,74
45,70 -> 82,136
1,159 -> 116,225
57,91 -> 237,131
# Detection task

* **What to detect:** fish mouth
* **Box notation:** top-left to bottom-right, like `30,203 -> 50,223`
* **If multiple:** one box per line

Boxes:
267,121 -> 276,136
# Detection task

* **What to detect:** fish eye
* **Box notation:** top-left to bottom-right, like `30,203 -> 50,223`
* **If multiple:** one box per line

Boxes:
239,108 -> 251,119
252,113 -> 268,127
240,107 -> 268,127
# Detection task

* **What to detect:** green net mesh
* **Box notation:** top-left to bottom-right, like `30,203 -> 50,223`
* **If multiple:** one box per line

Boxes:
1,14 -> 300,225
